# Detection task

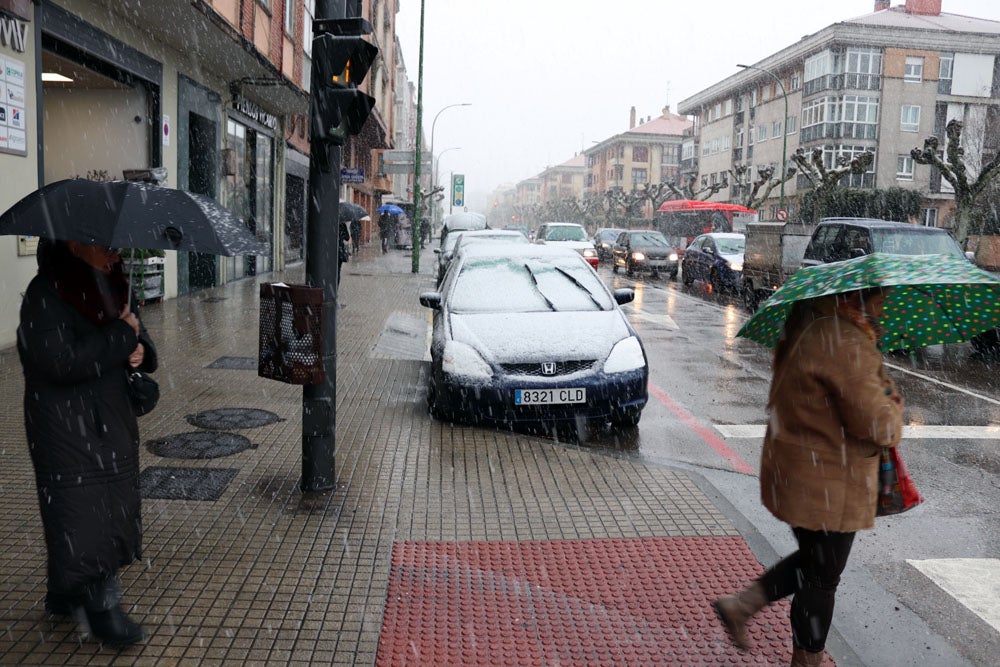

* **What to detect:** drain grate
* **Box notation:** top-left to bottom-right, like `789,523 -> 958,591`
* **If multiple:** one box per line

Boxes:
186,408 -> 282,430
146,431 -> 253,459
140,466 -> 238,501
207,356 -> 258,370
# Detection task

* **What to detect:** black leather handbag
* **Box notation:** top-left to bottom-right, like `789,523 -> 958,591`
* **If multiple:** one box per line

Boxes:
127,370 -> 160,416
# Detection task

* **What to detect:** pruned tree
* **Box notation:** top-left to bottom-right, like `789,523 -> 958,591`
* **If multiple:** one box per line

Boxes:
662,175 -> 729,201
729,163 -> 796,210
639,182 -> 676,213
792,147 -> 875,223
911,118 -> 1000,245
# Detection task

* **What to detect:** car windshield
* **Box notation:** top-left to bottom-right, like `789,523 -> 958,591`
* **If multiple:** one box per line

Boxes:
630,232 -> 669,247
871,230 -> 964,257
457,234 -> 529,249
715,237 -> 746,254
600,230 -> 621,242
545,225 -> 586,241
450,256 -> 613,313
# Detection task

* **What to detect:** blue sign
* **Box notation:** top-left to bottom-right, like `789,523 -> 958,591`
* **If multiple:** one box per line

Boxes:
341,168 -> 366,184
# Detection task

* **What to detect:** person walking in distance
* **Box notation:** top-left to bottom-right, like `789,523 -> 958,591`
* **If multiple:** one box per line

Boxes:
712,288 -> 903,666
17,239 -> 157,647
378,212 -> 392,254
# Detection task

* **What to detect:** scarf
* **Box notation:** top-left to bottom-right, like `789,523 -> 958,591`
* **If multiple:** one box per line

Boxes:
37,240 -> 130,326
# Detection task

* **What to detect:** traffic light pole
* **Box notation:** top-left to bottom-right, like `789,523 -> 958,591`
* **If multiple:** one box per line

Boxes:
410,0 -> 426,274
301,0 -> 347,492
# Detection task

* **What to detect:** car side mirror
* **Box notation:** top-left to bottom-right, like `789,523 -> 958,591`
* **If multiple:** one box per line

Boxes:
613,288 -> 635,305
419,292 -> 442,309
965,251 -> 976,263
704,247 -> 714,255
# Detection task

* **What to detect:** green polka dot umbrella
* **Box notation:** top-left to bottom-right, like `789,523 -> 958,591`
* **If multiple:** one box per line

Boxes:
737,253 -> 1000,351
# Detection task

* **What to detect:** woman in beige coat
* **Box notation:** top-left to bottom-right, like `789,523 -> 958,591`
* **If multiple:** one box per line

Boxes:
714,288 -> 904,666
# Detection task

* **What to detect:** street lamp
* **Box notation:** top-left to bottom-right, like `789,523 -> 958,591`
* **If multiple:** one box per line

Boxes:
430,103 -> 471,163
737,63 -> 788,214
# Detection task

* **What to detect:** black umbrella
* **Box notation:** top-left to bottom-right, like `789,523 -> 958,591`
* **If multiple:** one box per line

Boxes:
0,179 -> 268,256
339,201 -> 369,223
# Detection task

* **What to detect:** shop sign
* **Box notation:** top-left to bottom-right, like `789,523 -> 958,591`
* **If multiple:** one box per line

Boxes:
0,1 -> 33,22
232,94 -> 277,130
0,12 -> 28,53
341,168 -> 365,183
0,52 -> 26,156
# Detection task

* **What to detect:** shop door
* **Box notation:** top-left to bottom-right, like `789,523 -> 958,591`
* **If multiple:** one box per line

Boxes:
188,112 -> 218,289
285,174 -> 305,262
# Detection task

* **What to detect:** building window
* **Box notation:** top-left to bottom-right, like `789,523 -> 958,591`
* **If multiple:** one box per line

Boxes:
939,54 -> 954,80
633,145 -> 649,162
757,124 -> 768,142
561,174 -> 572,184
904,56 -> 924,82
724,99 -> 732,116
711,138 -> 720,154
787,115 -> 798,134
896,155 -> 914,180
614,165 -> 624,180
661,144 -> 679,165
735,128 -> 744,147
682,142 -> 695,160
773,120 -> 782,137
789,73 -> 801,91
921,208 -> 938,227
841,95 -> 879,139
285,0 -> 295,35
721,135 -> 730,152
901,105 -> 921,132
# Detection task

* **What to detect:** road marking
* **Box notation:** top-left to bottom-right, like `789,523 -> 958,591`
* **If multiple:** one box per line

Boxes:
648,383 -> 755,474
715,424 -> 1000,440
907,558 -> 1000,632
622,308 -> 680,330
884,362 -> 1000,407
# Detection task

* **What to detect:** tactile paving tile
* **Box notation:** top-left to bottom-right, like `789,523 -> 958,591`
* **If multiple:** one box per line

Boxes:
377,537 -> 835,666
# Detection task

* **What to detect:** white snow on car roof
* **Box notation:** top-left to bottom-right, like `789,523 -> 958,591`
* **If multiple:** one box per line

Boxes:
458,244 -> 583,260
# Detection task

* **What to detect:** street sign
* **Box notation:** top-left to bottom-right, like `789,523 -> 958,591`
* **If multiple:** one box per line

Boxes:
382,163 -> 430,174
381,149 -> 431,164
341,168 -> 365,183
452,174 -> 465,208
776,208 -> 788,222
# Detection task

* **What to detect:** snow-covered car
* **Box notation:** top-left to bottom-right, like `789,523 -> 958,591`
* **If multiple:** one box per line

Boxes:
533,222 -> 599,267
434,229 -> 529,285
419,244 -> 649,428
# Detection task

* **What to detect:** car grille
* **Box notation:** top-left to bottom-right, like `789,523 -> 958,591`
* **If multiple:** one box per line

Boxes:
500,360 -> 597,377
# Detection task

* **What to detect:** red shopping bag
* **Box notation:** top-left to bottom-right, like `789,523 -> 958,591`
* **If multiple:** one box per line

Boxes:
876,447 -> 924,516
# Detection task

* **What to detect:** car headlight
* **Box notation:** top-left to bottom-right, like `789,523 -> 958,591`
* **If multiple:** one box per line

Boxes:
442,341 -> 493,380
582,248 -> 597,257
631,252 -> 646,261
668,252 -> 679,261
603,336 -> 646,374
728,261 -> 743,271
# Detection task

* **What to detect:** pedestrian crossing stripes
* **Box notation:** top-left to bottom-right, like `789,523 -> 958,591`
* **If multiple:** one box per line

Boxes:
907,558 -> 1000,632
715,424 -> 1000,440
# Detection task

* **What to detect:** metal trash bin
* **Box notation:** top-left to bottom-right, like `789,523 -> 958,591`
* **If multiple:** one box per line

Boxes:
258,283 -> 325,385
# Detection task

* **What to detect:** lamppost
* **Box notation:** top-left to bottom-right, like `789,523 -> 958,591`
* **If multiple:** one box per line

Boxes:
737,63 -> 788,214
430,103 -> 471,164
434,147 -> 461,230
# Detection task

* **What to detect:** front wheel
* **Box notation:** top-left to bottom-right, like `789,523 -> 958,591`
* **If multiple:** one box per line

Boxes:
709,269 -> 722,293
669,269 -> 678,281
611,409 -> 642,427
682,264 -> 694,286
625,260 -> 634,277
612,261 -> 619,274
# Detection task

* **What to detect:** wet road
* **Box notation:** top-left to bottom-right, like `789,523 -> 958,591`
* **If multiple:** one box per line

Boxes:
590,263 -> 1000,667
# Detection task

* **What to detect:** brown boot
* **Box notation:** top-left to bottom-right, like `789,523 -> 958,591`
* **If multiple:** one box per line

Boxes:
790,646 -> 824,666
712,581 -> 768,650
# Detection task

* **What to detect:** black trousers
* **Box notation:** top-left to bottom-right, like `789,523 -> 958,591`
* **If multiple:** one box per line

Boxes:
757,527 -> 856,652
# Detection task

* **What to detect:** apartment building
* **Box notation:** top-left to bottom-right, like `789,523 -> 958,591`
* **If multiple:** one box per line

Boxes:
678,0 -> 1000,226
0,0 -> 403,348
538,154 -> 587,206
583,106 -> 692,217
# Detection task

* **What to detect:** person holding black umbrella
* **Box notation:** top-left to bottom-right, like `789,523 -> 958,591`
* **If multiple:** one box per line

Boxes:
17,239 -> 157,646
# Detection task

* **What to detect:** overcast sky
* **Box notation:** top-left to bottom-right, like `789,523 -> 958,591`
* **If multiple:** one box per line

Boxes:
395,0 -> 1000,210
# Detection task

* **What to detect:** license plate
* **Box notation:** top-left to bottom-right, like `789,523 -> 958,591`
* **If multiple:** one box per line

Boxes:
514,388 -> 586,405
647,260 -> 668,267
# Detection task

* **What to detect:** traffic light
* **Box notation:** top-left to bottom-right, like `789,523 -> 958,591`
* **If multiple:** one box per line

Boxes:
310,30 -> 378,148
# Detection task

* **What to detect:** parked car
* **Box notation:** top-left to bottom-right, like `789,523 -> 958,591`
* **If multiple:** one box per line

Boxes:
440,211 -> 487,245
435,230 -> 531,285
592,227 -> 626,261
420,244 -> 649,428
502,224 -> 531,239
533,222 -> 599,267
801,218 -> 966,268
434,231 -> 466,285
611,229 -> 680,279
682,232 -> 746,292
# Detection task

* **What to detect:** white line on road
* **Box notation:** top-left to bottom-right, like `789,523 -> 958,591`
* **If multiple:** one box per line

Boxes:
715,424 -> 1000,440
907,558 -> 1000,632
622,307 -> 680,330
884,361 -> 1000,407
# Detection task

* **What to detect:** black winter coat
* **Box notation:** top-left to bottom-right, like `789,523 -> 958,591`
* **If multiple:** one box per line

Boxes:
17,274 -> 157,593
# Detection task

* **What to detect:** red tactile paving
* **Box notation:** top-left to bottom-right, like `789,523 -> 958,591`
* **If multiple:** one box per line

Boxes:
377,537 -> 835,666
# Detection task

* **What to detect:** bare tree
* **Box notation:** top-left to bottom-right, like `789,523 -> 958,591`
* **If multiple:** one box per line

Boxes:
662,175 -> 729,201
792,147 -> 874,223
911,118 -> 1000,245
729,163 -> 796,210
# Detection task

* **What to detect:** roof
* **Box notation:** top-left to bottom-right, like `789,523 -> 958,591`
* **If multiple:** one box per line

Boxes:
847,6 -> 1000,34
557,154 -> 586,168
628,112 -> 693,136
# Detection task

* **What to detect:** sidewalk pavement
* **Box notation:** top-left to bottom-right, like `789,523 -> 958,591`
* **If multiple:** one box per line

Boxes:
0,244 -> 825,665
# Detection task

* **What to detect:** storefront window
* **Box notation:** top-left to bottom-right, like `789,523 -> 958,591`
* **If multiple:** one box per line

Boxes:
225,116 -> 273,280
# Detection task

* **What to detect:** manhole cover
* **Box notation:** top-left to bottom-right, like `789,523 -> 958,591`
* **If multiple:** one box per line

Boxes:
207,356 -> 257,370
186,408 -> 282,430
146,431 -> 253,459
140,466 -> 238,501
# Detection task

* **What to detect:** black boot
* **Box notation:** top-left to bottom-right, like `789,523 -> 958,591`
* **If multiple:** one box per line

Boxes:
85,605 -> 145,646
44,591 -> 80,616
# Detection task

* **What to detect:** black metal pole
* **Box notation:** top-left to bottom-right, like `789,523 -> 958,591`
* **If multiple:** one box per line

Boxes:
302,0 -> 346,492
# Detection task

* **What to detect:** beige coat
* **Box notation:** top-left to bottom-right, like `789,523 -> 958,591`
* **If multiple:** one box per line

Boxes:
759,297 -> 902,533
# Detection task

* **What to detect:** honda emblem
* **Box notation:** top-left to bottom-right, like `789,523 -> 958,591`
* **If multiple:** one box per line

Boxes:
541,362 -> 557,375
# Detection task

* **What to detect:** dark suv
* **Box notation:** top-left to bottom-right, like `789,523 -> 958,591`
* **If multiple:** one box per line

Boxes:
801,218 -> 965,267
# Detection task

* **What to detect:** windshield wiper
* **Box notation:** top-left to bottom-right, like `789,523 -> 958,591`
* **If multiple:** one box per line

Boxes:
554,266 -> 605,309
523,263 -> 556,311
